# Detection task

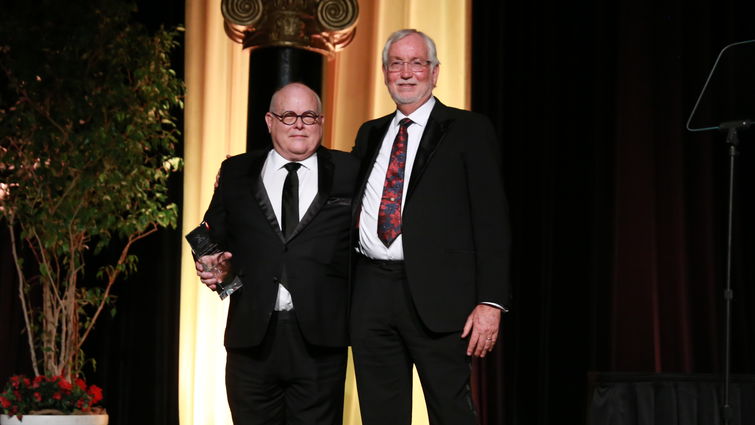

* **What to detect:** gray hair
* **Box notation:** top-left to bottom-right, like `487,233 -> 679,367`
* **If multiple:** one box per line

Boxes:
381,29 -> 440,69
269,82 -> 323,114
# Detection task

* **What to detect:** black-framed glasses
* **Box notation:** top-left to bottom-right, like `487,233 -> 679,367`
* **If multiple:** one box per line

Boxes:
387,59 -> 432,73
269,111 -> 322,126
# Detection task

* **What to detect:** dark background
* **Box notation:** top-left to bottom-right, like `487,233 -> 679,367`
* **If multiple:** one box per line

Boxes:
3,1 -> 755,424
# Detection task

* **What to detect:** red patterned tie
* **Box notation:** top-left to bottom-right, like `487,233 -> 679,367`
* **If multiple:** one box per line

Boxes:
378,118 -> 413,247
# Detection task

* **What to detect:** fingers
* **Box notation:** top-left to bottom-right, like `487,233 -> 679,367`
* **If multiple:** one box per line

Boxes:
480,333 -> 497,358
217,251 -> 233,267
463,304 -> 502,357
467,331 -> 498,357
461,315 -> 474,339
196,251 -> 233,292
214,156 -> 231,189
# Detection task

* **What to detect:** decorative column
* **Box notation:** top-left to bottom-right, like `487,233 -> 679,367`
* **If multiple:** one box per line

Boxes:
221,0 -> 358,151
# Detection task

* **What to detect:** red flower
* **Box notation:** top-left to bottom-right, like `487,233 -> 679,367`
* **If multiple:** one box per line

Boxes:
57,378 -> 73,392
87,385 -> 103,404
2,374 -> 105,414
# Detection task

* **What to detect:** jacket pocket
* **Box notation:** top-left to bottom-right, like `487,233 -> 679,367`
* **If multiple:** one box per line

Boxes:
326,197 -> 352,207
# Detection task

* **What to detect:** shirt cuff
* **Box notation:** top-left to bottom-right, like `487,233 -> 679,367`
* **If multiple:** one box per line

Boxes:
481,302 -> 509,313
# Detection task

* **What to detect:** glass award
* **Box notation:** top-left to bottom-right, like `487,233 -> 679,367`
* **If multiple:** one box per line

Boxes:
185,222 -> 243,300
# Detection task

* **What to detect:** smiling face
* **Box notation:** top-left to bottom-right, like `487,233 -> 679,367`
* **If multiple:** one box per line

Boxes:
265,83 -> 323,162
383,33 -> 440,115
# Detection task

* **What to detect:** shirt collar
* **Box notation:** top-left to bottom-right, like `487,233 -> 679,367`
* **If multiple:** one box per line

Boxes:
393,96 -> 436,129
269,149 -> 318,171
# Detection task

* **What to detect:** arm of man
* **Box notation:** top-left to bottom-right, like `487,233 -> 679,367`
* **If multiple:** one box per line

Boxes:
459,114 -> 511,358
196,158 -> 235,291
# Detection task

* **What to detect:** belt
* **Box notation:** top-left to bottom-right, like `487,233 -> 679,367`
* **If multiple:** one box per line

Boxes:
356,253 -> 405,271
271,309 -> 295,321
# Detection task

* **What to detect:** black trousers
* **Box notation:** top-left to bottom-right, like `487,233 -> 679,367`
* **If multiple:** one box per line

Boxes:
350,256 -> 478,425
225,311 -> 347,425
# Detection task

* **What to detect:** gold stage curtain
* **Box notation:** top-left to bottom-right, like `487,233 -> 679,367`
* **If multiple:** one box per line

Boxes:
180,1 -> 248,424
180,1 -> 469,424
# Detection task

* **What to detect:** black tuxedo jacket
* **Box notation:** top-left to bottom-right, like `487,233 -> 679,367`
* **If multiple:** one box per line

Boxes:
204,146 -> 359,349
352,99 -> 511,333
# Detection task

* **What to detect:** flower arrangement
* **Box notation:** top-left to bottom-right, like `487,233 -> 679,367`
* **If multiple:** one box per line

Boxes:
0,375 -> 104,419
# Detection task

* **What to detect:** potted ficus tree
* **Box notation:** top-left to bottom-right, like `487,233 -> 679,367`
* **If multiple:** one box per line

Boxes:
0,0 -> 183,423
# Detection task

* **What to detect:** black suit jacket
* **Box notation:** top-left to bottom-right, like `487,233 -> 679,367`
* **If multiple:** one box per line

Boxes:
204,146 -> 359,349
352,99 -> 511,333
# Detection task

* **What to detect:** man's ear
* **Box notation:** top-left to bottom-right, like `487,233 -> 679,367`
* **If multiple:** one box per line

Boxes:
264,112 -> 273,133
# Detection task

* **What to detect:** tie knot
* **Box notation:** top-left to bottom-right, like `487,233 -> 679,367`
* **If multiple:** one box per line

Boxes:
284,162 -> 301,173
399,118 -> 413,128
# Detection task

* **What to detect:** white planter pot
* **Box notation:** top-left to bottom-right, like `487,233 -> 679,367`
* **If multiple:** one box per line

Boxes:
0,415 -> 108,425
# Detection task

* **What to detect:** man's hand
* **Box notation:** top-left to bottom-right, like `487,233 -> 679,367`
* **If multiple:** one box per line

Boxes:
214,154 -> 231,190
461,304 -> 502,358
195,251 -> 233,291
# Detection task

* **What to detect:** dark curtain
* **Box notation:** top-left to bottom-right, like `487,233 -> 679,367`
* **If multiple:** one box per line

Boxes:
471,0 -> 755,424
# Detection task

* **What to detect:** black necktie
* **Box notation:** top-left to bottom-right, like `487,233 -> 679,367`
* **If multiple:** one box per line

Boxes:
282,162 -> 302,238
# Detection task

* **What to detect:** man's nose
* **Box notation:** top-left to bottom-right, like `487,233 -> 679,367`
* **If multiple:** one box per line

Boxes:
293,116 -> 305,129
400,66 -> 413,78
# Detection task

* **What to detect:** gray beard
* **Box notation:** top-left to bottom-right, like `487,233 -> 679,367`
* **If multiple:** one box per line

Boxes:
390,91 -> 431,106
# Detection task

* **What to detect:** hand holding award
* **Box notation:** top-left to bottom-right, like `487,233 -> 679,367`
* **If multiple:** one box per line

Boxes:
185,222 -> 243,300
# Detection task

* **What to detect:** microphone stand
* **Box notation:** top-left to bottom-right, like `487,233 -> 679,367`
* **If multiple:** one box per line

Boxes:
719,120 -> 750,425
685,39 -> 755,425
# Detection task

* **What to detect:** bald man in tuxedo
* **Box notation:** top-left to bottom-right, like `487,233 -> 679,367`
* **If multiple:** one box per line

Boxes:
197,83 -> 358,425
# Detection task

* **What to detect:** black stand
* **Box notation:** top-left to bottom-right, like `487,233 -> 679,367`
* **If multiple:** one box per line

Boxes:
722,127 -> 737,425
720,120 -> 752,425
686,39 -> 755,425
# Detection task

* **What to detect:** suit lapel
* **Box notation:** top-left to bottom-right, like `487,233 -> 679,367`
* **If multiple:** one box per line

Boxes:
407,100 -> 452,200
358,118 -> 391,187
288,147 -> 333,242
353,117 -> 392,219
250,151 -> 287,244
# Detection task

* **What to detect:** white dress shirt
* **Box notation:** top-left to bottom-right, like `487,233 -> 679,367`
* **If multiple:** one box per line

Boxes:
358,97 -> 436,261
261,149 -> 318,311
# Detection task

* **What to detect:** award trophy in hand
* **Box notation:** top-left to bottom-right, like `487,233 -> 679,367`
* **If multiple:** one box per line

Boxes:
185,222 -> 243,300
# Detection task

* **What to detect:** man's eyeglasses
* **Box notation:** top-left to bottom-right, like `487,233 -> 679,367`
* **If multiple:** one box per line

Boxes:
386,60 -> 432,73
270,111 -> 322,126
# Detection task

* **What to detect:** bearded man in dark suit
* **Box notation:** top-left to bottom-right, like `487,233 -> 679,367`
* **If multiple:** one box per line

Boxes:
350,29 -> 511,425
196,82 -> 358,425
